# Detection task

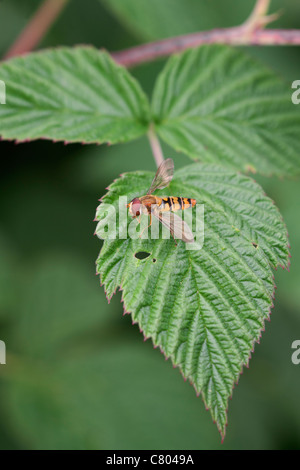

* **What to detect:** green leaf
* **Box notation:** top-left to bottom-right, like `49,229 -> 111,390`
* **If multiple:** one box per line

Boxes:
0,46 -> 150,144
95,164 -> 289,438
151,45 -> 300,176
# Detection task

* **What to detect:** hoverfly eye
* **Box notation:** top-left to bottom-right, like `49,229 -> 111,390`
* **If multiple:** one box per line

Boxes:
131,198 -> 141,216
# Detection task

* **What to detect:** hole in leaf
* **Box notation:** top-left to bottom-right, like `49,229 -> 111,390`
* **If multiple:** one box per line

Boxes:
153,258 -> 157,263
252,242 -> 258,249
135,251 -> 151,260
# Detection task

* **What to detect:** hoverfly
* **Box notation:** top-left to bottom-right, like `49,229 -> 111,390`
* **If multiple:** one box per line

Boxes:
127,158 -> 196,243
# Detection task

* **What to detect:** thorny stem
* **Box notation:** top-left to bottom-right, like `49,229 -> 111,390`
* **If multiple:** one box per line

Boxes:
4,0 -> 300,67
244,0 -> 272,28
241,0 -> 279,40
3,0 -> 70,60
111,0 -> 300,68
147,125 -> 164,168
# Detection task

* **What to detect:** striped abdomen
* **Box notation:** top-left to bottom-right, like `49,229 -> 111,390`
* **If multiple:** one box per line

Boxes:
157,197 -> 196,212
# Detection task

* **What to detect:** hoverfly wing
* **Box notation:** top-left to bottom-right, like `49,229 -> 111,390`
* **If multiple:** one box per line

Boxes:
147,158 -> 174,195
152,209 -> 194,243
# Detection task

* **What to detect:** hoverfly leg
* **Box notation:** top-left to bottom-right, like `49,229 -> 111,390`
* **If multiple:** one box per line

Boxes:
139,213 -> 152,240
168,228 -> 177,246
171,232 -> 177,246
132,214 -> 141,224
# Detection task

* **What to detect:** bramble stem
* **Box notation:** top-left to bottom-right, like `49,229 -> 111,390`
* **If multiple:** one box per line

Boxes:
147,125 -> 164,168
111,0 -> 300,68
4,0 -> 70,60
244,0 -> 271,27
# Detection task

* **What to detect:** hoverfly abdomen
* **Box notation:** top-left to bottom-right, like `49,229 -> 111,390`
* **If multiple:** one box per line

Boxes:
158,197 -> 172,212
181,197 -> 196,210
159,197 -> 196,212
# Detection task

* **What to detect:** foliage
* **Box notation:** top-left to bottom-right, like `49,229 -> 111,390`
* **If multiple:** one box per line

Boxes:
95,164 -> 289,437
152,46 -> 300,175
0,47 -> 149,144
0,45 -> 299,175
0,0 -> 298,446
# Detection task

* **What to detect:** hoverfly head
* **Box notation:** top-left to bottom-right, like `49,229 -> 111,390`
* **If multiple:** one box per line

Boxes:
128,198 -> 142,217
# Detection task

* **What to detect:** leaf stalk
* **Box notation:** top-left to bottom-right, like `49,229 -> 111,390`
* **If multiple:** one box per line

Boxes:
147,124 -> 164,168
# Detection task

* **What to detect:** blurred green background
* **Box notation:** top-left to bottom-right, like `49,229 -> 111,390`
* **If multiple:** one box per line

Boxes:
0,0 -> 300,450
